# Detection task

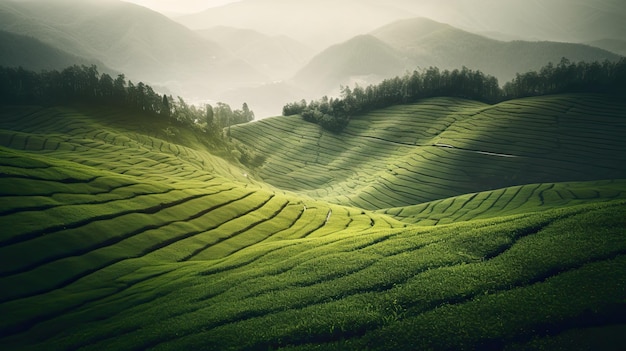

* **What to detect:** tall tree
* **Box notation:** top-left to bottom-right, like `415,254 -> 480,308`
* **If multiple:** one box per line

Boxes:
241,102 -> 254,122
161,94 -> 171,117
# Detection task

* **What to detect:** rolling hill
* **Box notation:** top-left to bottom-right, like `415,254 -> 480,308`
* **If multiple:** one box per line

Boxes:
230,94 -> 626,210
1,92 -> 625,350
293,18 -> 621,95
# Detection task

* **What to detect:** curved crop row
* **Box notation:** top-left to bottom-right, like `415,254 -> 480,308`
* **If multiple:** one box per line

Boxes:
381,179 -> 626,225
1,98 -> 624,351
2,200 -> 622,350
231,94 -> 626,210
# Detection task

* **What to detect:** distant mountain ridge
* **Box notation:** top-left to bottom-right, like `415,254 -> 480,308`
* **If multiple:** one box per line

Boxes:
0,0 -> 266,99
177,0 -> 411,50
1,0 -> 623,119
292,18 -> 621,95
293,35 -> 407,92
176,0 -> 626,49
586,39 -> 626,56
196,26 -> 315,81
371,18 -> 621,81
0,30 -> 111,72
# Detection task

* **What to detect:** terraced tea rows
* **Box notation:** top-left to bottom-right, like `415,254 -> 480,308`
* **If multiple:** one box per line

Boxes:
381,179 -> 626,225
231,94 -> 626,210
1,95 -> 625,350
2,194 -> 624,350
0,106 -> 402,338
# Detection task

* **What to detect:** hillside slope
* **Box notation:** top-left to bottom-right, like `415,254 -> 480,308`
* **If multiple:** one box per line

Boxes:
1,96 -> 625,350
231,94 -> 626,210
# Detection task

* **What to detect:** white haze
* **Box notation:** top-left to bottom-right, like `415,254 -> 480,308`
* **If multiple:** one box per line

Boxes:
121,0 -> 240,14
7,0 -> 622,119
148,0 -> 626,49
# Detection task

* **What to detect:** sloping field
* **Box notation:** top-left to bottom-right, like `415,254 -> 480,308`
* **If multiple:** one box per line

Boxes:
1,97 -> 625,350
231,94 -> 626,210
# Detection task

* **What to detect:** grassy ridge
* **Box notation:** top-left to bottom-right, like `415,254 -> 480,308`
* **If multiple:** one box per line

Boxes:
1,96 -> 625,350
231,94 -> 626,210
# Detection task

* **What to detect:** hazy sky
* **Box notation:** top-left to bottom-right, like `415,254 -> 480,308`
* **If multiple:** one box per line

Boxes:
122,0 -> 240,14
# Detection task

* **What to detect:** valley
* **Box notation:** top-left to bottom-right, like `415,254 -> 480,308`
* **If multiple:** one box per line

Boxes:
1,0 -> 625,349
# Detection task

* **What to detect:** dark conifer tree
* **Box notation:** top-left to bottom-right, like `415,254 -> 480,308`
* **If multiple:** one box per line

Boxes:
161,94 -> 171,117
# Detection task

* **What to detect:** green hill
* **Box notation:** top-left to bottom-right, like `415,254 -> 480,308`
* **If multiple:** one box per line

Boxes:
232,94 -> 626,210
1,93 -> 625,350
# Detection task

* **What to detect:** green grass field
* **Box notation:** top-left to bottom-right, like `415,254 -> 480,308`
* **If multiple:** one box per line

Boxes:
1,94 -> 625,350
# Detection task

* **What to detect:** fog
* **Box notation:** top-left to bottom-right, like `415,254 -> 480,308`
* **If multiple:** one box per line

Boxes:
167,0 -> 626,118
5,0 -> 623,119
132,0 -> 626,47
122,0 -> 240,15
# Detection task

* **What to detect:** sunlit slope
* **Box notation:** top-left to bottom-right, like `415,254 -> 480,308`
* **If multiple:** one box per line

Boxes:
0,106 -> 246,182
231,94 -> 626,210
0,106 -> 401,303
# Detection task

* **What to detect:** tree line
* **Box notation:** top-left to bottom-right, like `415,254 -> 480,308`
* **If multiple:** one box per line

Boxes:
0,64 -> 254,133
502,58 -> 626,97
283,58 -> 626,132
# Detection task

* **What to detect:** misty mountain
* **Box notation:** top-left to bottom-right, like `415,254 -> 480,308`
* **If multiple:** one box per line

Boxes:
0,0 -> 267,99
292,18 -> 621,95
293,35 -> 408,93
372,18 -> 621,81
177,0 -> 411,50
196,26 -> 315,81
227,34 -> 407,118
586,39 -> 626,57
0,30 -> 110,72
3,0 -> 623,119
175,0 -> 626,50
439,0 -> 626,44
